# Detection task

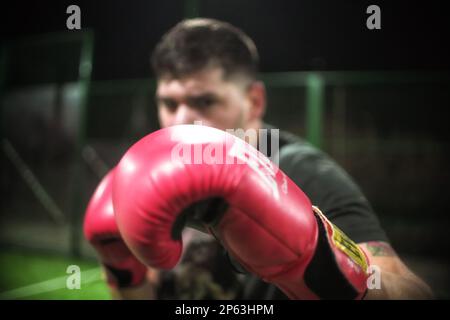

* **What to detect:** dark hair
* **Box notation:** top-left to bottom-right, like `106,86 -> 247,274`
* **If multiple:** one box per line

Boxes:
151,18 -> 259,81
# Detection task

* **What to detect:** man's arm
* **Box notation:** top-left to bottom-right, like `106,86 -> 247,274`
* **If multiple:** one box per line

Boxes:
359,241 -> 434,299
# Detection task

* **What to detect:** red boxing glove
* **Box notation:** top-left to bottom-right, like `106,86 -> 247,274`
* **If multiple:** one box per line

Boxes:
83,169 -> 147,288
113,125 -> 370,299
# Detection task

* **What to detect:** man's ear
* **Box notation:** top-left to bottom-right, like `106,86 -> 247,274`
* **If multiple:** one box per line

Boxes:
247,81 -> 266,121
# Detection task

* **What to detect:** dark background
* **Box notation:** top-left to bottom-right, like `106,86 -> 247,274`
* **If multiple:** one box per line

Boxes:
1,0 -> 449,299
2,0 -> 449,78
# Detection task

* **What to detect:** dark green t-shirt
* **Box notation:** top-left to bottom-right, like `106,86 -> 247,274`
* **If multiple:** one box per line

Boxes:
273,125 -> 388,244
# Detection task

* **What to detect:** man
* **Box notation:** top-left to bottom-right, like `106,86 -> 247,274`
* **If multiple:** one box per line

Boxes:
85,18 -> 432,299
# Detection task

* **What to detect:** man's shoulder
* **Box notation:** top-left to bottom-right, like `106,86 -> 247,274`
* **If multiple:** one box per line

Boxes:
265,124 -> 331,174
274,126 -> 358,192
264,123 -> 325,158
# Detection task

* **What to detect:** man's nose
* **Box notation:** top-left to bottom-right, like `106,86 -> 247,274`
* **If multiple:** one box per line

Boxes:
173,104 -> 200,125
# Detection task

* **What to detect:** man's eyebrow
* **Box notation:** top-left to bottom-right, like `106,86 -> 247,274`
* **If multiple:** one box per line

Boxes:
155,96 -> 179,107
156,93 -> 218,100
186,92 -> 219,100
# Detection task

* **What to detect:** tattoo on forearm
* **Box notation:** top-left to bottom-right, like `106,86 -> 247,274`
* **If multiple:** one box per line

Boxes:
364,242 -> 396,257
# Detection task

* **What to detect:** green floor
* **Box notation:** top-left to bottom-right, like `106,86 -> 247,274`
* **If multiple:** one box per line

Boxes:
0,250 -> 111,299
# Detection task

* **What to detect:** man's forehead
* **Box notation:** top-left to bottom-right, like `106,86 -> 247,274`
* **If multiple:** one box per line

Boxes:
157,68 -> 225,94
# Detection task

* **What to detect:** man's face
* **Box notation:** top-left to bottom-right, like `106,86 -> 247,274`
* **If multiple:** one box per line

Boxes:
156,68 -> 264,131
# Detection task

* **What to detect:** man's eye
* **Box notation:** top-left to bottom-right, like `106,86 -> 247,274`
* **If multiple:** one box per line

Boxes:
162,100 -> 178,111
191,97 -> 215,109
